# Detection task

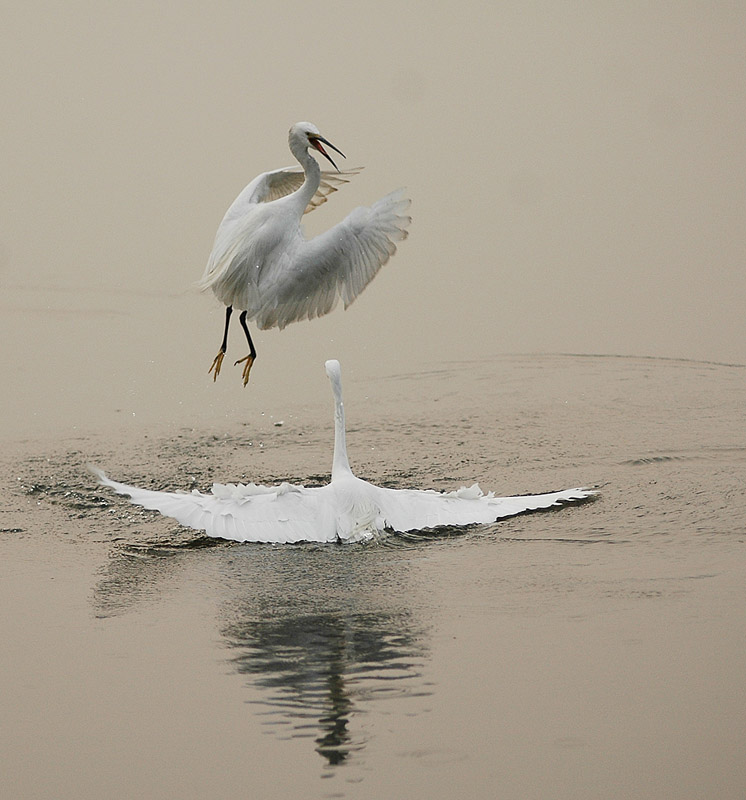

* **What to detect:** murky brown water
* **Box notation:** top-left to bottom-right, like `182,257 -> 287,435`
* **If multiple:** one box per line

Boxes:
2,355 -> 745,798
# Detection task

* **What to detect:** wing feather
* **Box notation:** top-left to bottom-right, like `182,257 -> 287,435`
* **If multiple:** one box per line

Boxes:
374,484 -> 596,532
199,168 -> 364,294
254,189 -> 411,330
232,167 -> 363,215
91,468 -> 339,544
91,467 -> 594,544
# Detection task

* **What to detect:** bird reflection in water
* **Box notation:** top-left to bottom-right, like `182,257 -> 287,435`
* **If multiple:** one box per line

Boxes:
223,608 -> 427,765
92,540 -> 430,767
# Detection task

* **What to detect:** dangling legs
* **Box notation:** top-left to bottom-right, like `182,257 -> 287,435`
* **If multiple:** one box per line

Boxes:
234,310 -> 257,387
208,305 -> 232,381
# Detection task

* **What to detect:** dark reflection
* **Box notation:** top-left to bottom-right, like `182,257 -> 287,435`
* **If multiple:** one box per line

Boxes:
92,538 -> 431,767
225,608 -> 427,764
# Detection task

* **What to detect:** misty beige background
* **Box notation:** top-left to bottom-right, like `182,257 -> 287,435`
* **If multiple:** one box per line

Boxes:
1,2 -> 744,438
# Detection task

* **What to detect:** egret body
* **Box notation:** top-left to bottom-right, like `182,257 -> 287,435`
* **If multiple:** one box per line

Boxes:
92,361 -> 596,544
200,123 -> 411,385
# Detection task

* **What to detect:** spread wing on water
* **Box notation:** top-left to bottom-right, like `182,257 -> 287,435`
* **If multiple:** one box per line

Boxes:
91,467 -> 594,544
374,483 -> 597,532
91,468 -> 340,544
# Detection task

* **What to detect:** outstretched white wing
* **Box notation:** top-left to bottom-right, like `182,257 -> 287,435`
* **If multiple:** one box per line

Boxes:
254,189 -> 411,330
91,468 -> 339,544
93,466 -> 594,544
374,483 -> 596,533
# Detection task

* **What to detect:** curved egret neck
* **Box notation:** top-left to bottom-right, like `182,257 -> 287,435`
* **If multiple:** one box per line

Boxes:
325,360 -> 352,479
288,127 -> 322,212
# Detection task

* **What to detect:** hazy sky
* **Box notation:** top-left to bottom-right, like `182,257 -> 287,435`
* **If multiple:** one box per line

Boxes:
2,2 -> 744,434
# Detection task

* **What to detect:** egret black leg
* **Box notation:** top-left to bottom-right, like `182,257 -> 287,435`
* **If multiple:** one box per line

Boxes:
220,305 -> 233,354
234,310 -> 257,387
208,305 -> 233,381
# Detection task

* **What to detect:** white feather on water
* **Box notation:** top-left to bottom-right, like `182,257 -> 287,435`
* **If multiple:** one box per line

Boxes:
92,360 -> 595,544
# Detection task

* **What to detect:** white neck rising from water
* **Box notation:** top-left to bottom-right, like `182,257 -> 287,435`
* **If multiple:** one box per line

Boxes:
325,360 -> 352,480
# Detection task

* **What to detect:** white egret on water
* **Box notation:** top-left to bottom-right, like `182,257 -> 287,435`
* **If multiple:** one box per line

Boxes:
92,361 -> 595,544
199,122 -> 411,386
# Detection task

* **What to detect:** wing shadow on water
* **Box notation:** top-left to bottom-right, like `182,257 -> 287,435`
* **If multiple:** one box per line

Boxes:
93,536 -> 432,768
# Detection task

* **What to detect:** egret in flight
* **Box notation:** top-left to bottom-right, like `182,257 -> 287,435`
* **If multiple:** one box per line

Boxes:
92,361 -> 595,544
199,122 -> 411,386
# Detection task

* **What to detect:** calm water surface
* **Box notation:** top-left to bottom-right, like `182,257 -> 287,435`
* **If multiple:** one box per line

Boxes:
1,355 -> 744,799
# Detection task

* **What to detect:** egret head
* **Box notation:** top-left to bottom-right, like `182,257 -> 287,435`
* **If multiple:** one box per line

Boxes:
325,359 -> 344,406
325,359 -> 341,381
290,122 -> 345,172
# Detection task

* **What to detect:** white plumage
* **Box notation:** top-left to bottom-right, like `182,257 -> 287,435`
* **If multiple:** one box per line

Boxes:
92,360 -> 595,544
199,122 -> 411,385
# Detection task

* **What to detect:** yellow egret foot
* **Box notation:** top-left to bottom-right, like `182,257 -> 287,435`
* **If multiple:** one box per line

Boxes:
209,351 -> 226,381
235,354 -> 255,386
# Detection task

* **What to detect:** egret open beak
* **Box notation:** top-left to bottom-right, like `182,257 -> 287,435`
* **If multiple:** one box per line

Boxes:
309,135 -> 345,172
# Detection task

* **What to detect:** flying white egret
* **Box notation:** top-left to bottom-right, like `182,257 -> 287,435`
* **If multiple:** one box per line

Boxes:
199,122 -> 411,386
92,361 -> 595,544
